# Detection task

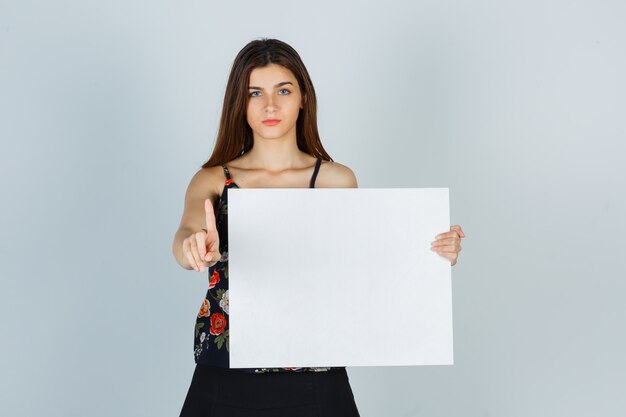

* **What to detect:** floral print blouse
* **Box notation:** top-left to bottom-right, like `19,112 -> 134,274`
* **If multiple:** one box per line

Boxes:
193,158 -> 339,373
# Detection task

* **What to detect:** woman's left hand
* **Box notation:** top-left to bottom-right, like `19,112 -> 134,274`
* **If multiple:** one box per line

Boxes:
431,225 -> 465,266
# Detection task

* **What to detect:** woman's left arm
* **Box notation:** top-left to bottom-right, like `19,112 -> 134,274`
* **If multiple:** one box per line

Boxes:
431,225 -> 465,266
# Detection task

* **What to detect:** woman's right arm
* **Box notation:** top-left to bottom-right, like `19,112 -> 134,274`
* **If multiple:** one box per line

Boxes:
172,168 -> 222,272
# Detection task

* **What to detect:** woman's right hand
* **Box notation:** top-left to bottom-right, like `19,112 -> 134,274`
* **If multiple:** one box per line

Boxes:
182,198 -> 221,272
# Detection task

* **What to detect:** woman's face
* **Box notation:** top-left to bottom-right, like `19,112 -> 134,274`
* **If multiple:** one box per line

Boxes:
246,63 -> 305,141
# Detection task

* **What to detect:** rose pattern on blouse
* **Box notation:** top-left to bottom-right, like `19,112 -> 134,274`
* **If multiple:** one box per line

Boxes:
219,290 -> 229,315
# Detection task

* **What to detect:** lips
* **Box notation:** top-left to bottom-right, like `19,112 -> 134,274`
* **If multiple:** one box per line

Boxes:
262,119 -> 281,126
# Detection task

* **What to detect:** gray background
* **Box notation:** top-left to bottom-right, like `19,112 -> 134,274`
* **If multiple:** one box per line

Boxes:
1,1 -> 624,416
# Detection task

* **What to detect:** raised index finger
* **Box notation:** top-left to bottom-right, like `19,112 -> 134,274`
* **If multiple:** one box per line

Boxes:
204,198 -> 217,232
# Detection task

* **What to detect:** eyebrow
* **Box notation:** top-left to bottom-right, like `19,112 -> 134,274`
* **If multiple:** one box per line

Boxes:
247,81 -> 294,90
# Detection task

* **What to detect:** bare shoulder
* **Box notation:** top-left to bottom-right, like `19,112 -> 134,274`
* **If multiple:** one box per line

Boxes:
318,160 -> 358,188
185,165 -> 226,206
176,164 -> 227,234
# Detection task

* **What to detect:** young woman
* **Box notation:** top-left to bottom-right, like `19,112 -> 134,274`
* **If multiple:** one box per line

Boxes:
173,38 -> 465,417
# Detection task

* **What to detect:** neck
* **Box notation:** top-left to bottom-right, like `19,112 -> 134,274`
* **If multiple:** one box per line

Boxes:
244,132 -> 308,172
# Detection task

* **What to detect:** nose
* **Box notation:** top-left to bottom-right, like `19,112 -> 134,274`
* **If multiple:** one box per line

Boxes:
264,95 -> 278,112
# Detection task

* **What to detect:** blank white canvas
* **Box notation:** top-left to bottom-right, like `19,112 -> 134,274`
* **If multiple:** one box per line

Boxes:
227,188 -> 452,368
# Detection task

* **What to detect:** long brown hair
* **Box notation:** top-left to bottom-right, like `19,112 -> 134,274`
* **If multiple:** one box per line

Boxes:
201,38 -> 333,168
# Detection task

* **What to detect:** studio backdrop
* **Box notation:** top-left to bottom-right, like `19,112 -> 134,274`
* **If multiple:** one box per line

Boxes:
1,1 -> 624,416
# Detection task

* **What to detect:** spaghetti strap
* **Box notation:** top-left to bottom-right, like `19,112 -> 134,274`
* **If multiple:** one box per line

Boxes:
309,158 -> 322,188
221,164 -> 232,181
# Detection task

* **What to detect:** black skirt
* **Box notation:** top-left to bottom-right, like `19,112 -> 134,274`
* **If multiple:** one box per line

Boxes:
179,364 -> 361,417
